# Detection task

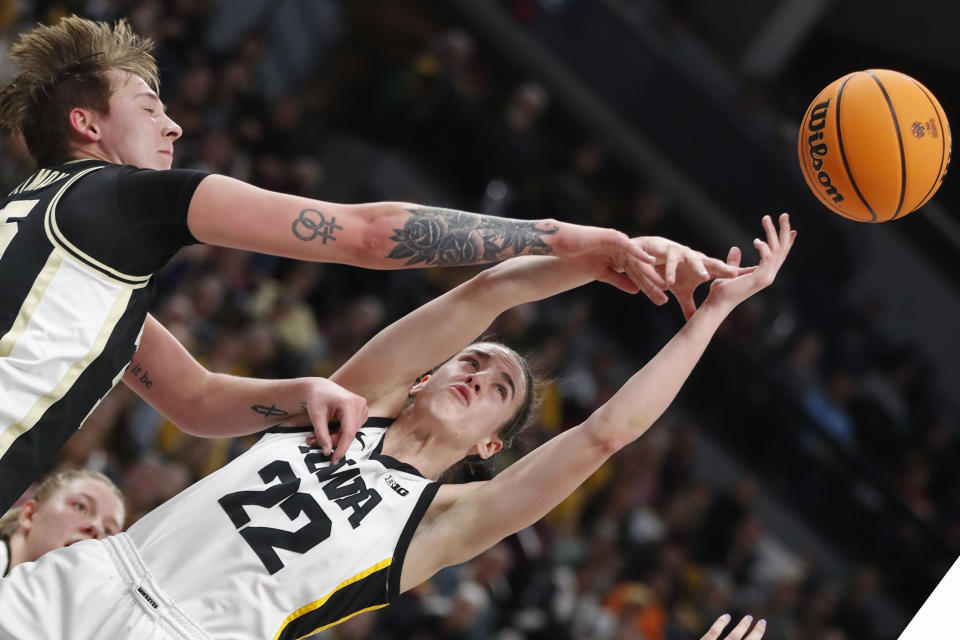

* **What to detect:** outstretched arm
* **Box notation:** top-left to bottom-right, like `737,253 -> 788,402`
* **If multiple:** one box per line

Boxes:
402,214 -> 795,585
187,175 -> 740,302
330,255 -> 597,413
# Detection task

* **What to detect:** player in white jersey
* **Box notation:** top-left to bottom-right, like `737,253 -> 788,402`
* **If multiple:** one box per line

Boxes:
0,214 -> 792,639
0,15 -> 744,514
0,468 -> 124,576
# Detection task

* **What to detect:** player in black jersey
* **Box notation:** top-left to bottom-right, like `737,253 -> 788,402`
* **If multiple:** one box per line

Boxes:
0,15 -> 744,514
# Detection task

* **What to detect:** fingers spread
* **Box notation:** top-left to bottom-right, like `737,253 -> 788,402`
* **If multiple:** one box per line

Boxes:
700,614 -> 731,640
745,619 -> 767,640
726,615 -> 754,640
762,215 -> 779,250
602,270 -> 642,294
664,248 -> 681,285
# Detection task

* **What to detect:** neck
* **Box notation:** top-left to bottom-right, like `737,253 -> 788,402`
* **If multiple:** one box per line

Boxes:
381,410 -> 463,480
68,142 -> 118,165
5,530 -> 29,572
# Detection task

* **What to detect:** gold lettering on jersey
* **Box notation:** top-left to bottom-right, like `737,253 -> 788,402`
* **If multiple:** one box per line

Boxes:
11,169 -> 69,195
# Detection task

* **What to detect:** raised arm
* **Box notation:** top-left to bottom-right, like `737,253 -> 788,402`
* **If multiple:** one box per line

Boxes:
330,255 -> 597,414
186,174 -> 665,295
402,214 -> 795,585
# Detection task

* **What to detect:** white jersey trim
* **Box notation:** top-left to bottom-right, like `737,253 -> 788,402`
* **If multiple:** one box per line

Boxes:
43,165 -> 152,287
0,257 -> 131,457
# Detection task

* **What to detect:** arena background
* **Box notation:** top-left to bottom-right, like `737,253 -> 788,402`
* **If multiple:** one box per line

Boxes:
2,1 -> 959,639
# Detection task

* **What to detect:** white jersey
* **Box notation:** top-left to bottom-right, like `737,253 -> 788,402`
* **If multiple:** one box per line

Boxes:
128,417 -> 438,640
0,538 -> 9,576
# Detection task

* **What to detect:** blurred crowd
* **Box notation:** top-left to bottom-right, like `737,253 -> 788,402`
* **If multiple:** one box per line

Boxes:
2,1 -> 959,639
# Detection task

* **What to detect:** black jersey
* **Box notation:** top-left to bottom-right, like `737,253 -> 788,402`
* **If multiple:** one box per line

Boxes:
0,160 -> 207,512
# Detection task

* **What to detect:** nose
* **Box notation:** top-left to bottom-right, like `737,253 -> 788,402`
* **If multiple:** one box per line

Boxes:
81,520 -> 106,539
465,375 -> 482,393
163,114 -> 183,140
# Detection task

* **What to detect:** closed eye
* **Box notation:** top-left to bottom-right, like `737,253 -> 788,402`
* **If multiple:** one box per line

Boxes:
465,357 -> 480,371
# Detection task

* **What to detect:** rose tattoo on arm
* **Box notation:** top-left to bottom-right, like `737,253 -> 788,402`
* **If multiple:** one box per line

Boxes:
387,207 -> 558,266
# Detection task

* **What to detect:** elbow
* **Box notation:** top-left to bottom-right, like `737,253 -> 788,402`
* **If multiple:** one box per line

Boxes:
166,374 -> 216,436
583,411 -> 625,458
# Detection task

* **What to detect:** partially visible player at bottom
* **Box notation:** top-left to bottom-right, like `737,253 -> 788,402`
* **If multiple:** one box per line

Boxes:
0,468 -> 124,576
0,215 -> 793,639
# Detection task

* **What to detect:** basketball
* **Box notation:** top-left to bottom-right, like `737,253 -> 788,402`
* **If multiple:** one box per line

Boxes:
798,69 -> 951,222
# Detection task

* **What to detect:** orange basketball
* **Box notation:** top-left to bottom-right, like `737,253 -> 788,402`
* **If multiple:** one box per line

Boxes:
798,69 -> 951,222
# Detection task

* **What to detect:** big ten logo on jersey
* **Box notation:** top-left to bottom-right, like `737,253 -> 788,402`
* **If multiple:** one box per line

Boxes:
217,448 -> 383,575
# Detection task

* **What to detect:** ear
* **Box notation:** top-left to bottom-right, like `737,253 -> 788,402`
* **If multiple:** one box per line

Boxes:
472,435 -> 503,460
17,500 -> 37,533
68,107 -> 102,142
408,374 -> 431,397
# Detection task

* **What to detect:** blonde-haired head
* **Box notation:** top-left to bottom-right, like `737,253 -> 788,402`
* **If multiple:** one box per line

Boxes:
0,15 -> 158,165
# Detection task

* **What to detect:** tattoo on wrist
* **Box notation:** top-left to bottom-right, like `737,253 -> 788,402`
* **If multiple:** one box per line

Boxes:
387,206 -> 558,266
291,208 -> 343,243
127,361 -> 154,390
251,404 -> 289,418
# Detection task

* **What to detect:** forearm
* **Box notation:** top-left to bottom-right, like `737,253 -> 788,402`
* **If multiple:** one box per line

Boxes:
357,203 -> 569,268
592,301 -> 731,448
472,254 -> 595,310
180,373 -> 313,437
188,176 -> 575,269
127,315 -> 311,437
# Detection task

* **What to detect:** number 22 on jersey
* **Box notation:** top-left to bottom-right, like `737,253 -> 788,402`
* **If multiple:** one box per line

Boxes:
218,450 -> 383,575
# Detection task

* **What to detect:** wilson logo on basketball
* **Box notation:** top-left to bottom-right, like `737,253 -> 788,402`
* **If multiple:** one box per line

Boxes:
806,99 -> 845,204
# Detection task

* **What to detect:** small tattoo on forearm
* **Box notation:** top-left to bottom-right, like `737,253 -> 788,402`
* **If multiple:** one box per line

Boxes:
128,361 -> 154,389
387,207 -> 558,266
292,208 -> 343,243
251,404 -> 289,418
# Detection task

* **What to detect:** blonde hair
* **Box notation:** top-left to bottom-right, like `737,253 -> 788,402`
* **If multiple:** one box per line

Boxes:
0,469 -> 123,539
0,15 -> 158,165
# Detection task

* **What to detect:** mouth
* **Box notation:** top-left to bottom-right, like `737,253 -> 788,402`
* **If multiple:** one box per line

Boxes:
452,384 -> 471,405
158,149 -> 173,155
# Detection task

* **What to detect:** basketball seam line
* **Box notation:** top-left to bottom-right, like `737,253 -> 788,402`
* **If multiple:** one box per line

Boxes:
836,74 -> 877,222
867,71 -> 907,220
908,77 -> 948,211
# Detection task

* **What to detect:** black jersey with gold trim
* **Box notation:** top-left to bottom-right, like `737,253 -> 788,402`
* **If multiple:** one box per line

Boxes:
128,418 -> 439,640
0,160 -> 207,512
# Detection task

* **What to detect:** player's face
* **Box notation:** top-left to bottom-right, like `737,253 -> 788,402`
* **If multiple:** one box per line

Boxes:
19,478 -> 125,563
96,71 -> 182,170
414,344 -> 527,459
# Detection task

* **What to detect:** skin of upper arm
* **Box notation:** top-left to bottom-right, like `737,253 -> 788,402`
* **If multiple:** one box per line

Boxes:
123,314 -> 206,421
400,418 -> 618,592
330,269 -> 501,415
185,174 -> 377,265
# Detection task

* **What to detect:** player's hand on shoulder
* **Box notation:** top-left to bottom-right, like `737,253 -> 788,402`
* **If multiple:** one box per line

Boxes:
700,614 -> 766,640
303,378 -> 369,463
